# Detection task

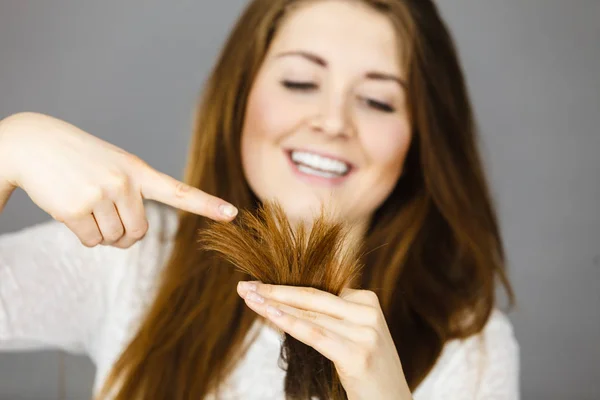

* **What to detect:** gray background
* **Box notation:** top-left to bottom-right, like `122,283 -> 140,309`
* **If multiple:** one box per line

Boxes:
0,0 -> 598,399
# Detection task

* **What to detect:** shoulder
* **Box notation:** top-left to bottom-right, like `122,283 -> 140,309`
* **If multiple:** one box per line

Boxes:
414,309 -> 520,399
448,308 -> 518,363
440,309 -> 519,364
478,308 -> 518,350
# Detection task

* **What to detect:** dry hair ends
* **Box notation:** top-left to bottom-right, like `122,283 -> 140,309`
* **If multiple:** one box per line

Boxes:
199,201 -> 362,399
98,1 -> 514,399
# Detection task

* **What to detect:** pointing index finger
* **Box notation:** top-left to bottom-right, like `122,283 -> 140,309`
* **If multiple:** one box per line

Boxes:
139,169 -> 237,221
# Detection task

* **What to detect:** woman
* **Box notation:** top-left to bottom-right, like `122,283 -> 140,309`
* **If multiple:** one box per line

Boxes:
0,0 -> 519,399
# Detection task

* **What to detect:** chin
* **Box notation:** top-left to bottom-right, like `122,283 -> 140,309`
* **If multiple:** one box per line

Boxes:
279,198 -> 359,233
261,193 -> 325,225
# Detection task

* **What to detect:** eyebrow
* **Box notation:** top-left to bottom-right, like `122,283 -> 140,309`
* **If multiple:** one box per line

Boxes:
275,50 -> 407,88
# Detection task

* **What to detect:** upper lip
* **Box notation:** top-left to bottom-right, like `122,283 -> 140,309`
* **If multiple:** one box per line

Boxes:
285,148 -> 356,169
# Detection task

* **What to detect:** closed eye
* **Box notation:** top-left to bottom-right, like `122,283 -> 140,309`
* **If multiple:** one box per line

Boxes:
360,96 -> 395,113
281,80 -> 318,91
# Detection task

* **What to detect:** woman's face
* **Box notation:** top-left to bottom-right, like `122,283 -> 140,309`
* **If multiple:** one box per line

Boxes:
241,0 -> 411,228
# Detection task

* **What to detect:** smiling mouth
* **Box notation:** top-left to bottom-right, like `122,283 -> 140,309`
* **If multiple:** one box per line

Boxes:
286,149 -> 353,179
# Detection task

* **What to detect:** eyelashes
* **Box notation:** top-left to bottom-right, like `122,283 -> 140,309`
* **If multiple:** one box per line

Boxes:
282,80 -> 318,91
359,97 -> 395,113
280,80 -> 396,113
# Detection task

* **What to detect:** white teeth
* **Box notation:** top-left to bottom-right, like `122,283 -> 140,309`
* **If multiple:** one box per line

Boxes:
290,151 -> 349,175
297,165 -> 340,178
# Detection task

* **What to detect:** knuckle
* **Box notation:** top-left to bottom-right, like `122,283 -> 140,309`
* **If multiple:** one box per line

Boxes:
84,187 -> 105,205
103,225 -> 124,242
57,193 -> 99,221
301,309 -> 318,322
80,235 -> 102,248
126,154 -> 148,169
300,286 -> 318,296
260,284 -> 274,297
359,290 -> 380,305
308,325 -> 327,342
127,220 -> 148,240
363,307 -> 381,327
105,173 -> 129,198
174,182 -> 192,199
361,327 -> 380,349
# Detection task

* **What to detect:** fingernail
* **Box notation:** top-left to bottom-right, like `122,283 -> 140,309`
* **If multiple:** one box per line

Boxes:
238,281 -> 257,292
246,292 -> 265,304
219,204 -> 238,218
266,305 -> 283,318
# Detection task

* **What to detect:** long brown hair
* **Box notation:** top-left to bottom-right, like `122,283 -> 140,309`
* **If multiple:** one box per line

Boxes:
99,0 -> 513,398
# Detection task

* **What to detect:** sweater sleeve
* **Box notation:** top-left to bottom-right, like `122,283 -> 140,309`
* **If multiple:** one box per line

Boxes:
0,215 -> 134,355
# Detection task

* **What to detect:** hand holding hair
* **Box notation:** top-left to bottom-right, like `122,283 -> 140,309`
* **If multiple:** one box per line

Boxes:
200,201 -> 412,400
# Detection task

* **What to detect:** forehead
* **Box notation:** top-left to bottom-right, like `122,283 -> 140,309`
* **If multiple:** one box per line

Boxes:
269,0 -> 402,73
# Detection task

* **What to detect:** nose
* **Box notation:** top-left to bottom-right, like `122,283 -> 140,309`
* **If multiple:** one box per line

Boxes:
310,91 -> 352,138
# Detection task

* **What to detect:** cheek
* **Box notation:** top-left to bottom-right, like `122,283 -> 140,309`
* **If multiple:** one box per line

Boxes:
241,80 -> 307,199
243,83 -> 301,144
361,119 -> 411,173
341,118 -> 411,224
241,85 -> 287,178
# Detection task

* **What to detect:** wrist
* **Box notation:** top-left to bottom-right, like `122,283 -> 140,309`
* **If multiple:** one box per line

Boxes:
0,115 -> 11,184
0,112 -> 31,186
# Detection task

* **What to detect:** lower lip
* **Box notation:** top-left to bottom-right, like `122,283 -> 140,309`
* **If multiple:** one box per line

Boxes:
285,151 -> 353,187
